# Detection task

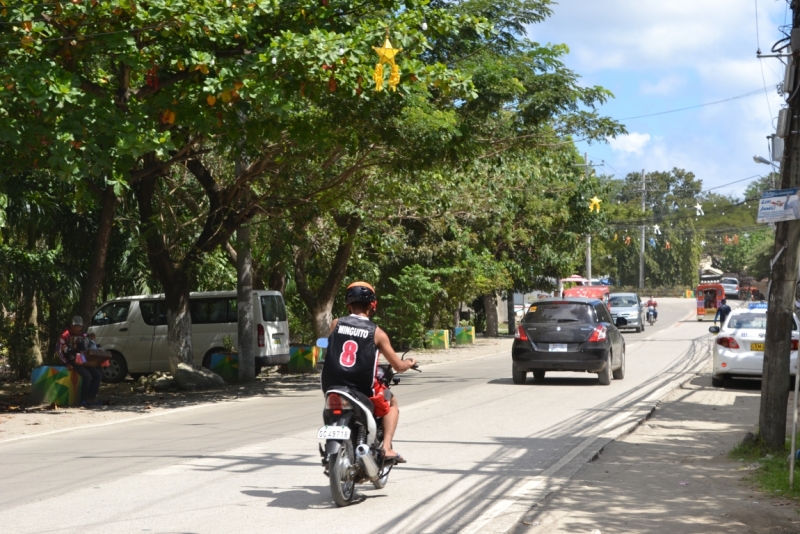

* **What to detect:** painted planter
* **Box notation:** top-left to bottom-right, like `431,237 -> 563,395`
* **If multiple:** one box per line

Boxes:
289,345 -> 321,373
454,326 -> 476,345
31,366 -> 82,407
210,352 -> 239,383
425,330 -> 450,350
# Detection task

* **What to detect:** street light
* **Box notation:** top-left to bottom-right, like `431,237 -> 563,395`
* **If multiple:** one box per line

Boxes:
754,155 -> 773,165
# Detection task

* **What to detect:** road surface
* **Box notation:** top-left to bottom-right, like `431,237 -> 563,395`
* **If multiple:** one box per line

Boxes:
0,298 -> 711,533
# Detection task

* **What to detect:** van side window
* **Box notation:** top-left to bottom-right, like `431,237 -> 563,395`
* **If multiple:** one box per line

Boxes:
261,295 -> 287,322
91,302 -> 130,326
191,298 -> 238,324
140,301 -> 167,326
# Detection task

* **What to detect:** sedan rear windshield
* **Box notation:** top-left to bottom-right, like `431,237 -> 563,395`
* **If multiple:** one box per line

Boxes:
609,296 -> 638,307
524,303 -> 595,324
727,313 -> 766,329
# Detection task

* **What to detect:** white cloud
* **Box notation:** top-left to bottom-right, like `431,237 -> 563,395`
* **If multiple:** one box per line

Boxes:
641,75 -> 685,96
608,133 -> 652,155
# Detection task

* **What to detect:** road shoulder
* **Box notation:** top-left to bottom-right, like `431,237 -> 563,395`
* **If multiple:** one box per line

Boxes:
515,369 -> 800,533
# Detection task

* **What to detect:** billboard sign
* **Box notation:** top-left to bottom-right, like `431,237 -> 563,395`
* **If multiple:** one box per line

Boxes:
757,189 -> 800,223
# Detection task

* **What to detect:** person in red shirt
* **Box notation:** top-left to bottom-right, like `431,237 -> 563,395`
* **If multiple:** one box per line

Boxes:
57,316 -> 103,407
645,296 -> 658,321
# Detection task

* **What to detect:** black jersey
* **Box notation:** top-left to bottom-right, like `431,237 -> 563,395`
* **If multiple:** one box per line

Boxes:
321,315 -> 379,397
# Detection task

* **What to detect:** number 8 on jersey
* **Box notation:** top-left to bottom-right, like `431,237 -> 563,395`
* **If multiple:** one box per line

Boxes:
339,340 -> 358,367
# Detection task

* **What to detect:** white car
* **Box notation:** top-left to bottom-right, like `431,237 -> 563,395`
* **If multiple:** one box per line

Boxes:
720,277 -> 740,299
710,304 -> 799,387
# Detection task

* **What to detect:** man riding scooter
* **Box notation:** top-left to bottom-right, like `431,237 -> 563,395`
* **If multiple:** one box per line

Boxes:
645,295 -> 658,323
320,281 -> 417,462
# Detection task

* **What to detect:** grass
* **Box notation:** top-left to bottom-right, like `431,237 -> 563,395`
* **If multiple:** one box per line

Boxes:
730,434 -> 800,500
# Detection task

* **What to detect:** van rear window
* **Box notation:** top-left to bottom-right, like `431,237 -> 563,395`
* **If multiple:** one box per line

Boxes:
191,298 -> 237,324
261,295 -> 287,322
523,303 -> 595,324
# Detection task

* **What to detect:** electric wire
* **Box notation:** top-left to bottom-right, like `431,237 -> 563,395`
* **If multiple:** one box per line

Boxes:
617,89 -> 766,121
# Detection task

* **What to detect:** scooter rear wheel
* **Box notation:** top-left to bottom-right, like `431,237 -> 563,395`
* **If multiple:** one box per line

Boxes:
330,440 -> 356,507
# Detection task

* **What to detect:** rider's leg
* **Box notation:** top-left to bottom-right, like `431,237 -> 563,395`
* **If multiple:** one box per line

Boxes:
382,397 -> 401,457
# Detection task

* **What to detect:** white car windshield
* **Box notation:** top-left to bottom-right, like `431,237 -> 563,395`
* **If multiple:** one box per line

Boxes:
726,313 -> 767,329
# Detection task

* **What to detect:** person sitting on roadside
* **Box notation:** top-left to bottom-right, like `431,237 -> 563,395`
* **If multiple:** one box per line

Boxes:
57,316 -> 103,407
714,299 -> 733,327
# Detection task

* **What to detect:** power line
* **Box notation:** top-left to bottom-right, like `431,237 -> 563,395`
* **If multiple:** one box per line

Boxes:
618,89 -> 765,121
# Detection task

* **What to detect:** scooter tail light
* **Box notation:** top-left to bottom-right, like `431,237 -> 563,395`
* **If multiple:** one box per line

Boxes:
257,324 -> 265,348
588,325 -> 607,342
716,337 -> 740,349
325,393 -> 353,415
515,325 -> 529,341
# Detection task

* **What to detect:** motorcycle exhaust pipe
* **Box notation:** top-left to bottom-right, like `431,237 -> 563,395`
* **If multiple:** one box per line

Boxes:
355,444 -> 380,480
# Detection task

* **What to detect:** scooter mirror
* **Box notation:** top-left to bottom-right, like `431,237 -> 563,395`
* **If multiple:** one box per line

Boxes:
316,337 -> 329,349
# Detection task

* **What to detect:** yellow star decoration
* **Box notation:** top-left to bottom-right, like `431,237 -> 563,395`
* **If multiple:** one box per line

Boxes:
373,31 -> 402,92
589,196 -> 602,213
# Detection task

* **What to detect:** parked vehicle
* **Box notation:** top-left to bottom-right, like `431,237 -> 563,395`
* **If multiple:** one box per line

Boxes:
709,303 -> 799,387
695,283 -> 726,321
608,292 -> 645,333
720,277 -> 740,300
88,290 -> 290,382
317,343 -> 418,506
512,297 -> 627,386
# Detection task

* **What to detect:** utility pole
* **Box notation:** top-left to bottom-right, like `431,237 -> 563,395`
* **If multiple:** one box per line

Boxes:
759,3 -> 800,452
639,169 -> 646,289
585,153 -> 592,281
237,165 -> 256,384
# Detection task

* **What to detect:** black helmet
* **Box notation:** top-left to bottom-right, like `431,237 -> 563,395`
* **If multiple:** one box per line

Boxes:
346,281 -> 376,305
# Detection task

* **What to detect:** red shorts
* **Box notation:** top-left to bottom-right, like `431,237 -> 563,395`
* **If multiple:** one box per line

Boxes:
370,380 -> 391,417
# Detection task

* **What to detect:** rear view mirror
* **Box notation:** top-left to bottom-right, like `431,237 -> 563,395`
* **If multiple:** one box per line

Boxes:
708,326 -> 720,334
316,337 -> 329,349
615,317 -> 628,327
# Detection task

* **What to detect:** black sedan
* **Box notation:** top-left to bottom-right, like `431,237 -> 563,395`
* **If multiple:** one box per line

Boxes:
511,297 -> 627,385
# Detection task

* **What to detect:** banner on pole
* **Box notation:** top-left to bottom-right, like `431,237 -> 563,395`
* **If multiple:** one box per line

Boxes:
756,189 -> 800,223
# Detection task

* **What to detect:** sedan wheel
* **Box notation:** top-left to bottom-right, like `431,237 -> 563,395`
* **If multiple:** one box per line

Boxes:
598,352 -> 612,385
612,350 -> 625,380
711,376 -> 725,388
533,370 -> 546,381
512,366 -> 528,385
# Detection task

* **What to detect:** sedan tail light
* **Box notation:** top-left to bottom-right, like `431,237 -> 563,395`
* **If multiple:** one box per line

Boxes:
325,393 -> 353,415
716,337 -> 740,349
515,325 -> 529,341
587,325 -> 607,342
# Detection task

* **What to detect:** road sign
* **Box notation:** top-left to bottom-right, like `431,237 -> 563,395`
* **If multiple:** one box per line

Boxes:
757,188 -> 800,223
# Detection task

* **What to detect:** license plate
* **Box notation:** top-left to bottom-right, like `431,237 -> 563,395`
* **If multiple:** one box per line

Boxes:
550,343 -> 568,352
751,343 -> 765,351
317,426 -> 351,440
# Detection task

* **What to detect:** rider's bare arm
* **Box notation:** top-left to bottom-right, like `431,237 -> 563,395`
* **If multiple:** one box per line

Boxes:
328,318 -> 339,336
375,327 -> 416,372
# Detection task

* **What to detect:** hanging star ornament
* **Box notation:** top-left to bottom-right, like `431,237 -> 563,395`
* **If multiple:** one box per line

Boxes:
588,196 -> 602,213
372,30 -> 402,92
653,224 -> 662,235
695,203 -> 704,216
700,240 -> 706,247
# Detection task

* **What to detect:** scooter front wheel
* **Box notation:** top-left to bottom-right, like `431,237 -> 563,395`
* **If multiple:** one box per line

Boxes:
329,440 -> 356,507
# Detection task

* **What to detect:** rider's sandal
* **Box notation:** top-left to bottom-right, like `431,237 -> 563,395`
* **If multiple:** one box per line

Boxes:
385,454 -> 407,464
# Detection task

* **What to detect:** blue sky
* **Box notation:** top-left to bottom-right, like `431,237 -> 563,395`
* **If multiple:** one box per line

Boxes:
528,0 -> 789,197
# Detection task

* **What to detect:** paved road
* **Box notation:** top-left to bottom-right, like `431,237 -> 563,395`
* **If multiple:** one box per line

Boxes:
0,298 -> 711,533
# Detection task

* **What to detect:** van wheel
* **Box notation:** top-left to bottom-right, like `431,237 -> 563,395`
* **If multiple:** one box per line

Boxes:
255,364 -> 263,376
102,352 -> 128,383
202,348 -> 224,369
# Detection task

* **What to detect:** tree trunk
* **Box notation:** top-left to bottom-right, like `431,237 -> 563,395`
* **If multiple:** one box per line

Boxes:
25,291 -> 42,366
237,222 -> 256,383
453,306 -> 460,329
483,294 -> 498,337
507,290 -> 516,335
164,273 -> 194,374
47,291 -> 60,361
76,185 -> 118,325
294,214 -> 362,339
268,264 -> 287,294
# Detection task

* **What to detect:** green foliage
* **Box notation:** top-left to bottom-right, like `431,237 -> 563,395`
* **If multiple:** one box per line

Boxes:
222,334 -> 235,353
380,265 -> 443,349
730,433 -> 800,500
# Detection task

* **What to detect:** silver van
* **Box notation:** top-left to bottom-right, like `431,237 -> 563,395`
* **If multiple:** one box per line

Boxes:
88,290 -> 290,382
